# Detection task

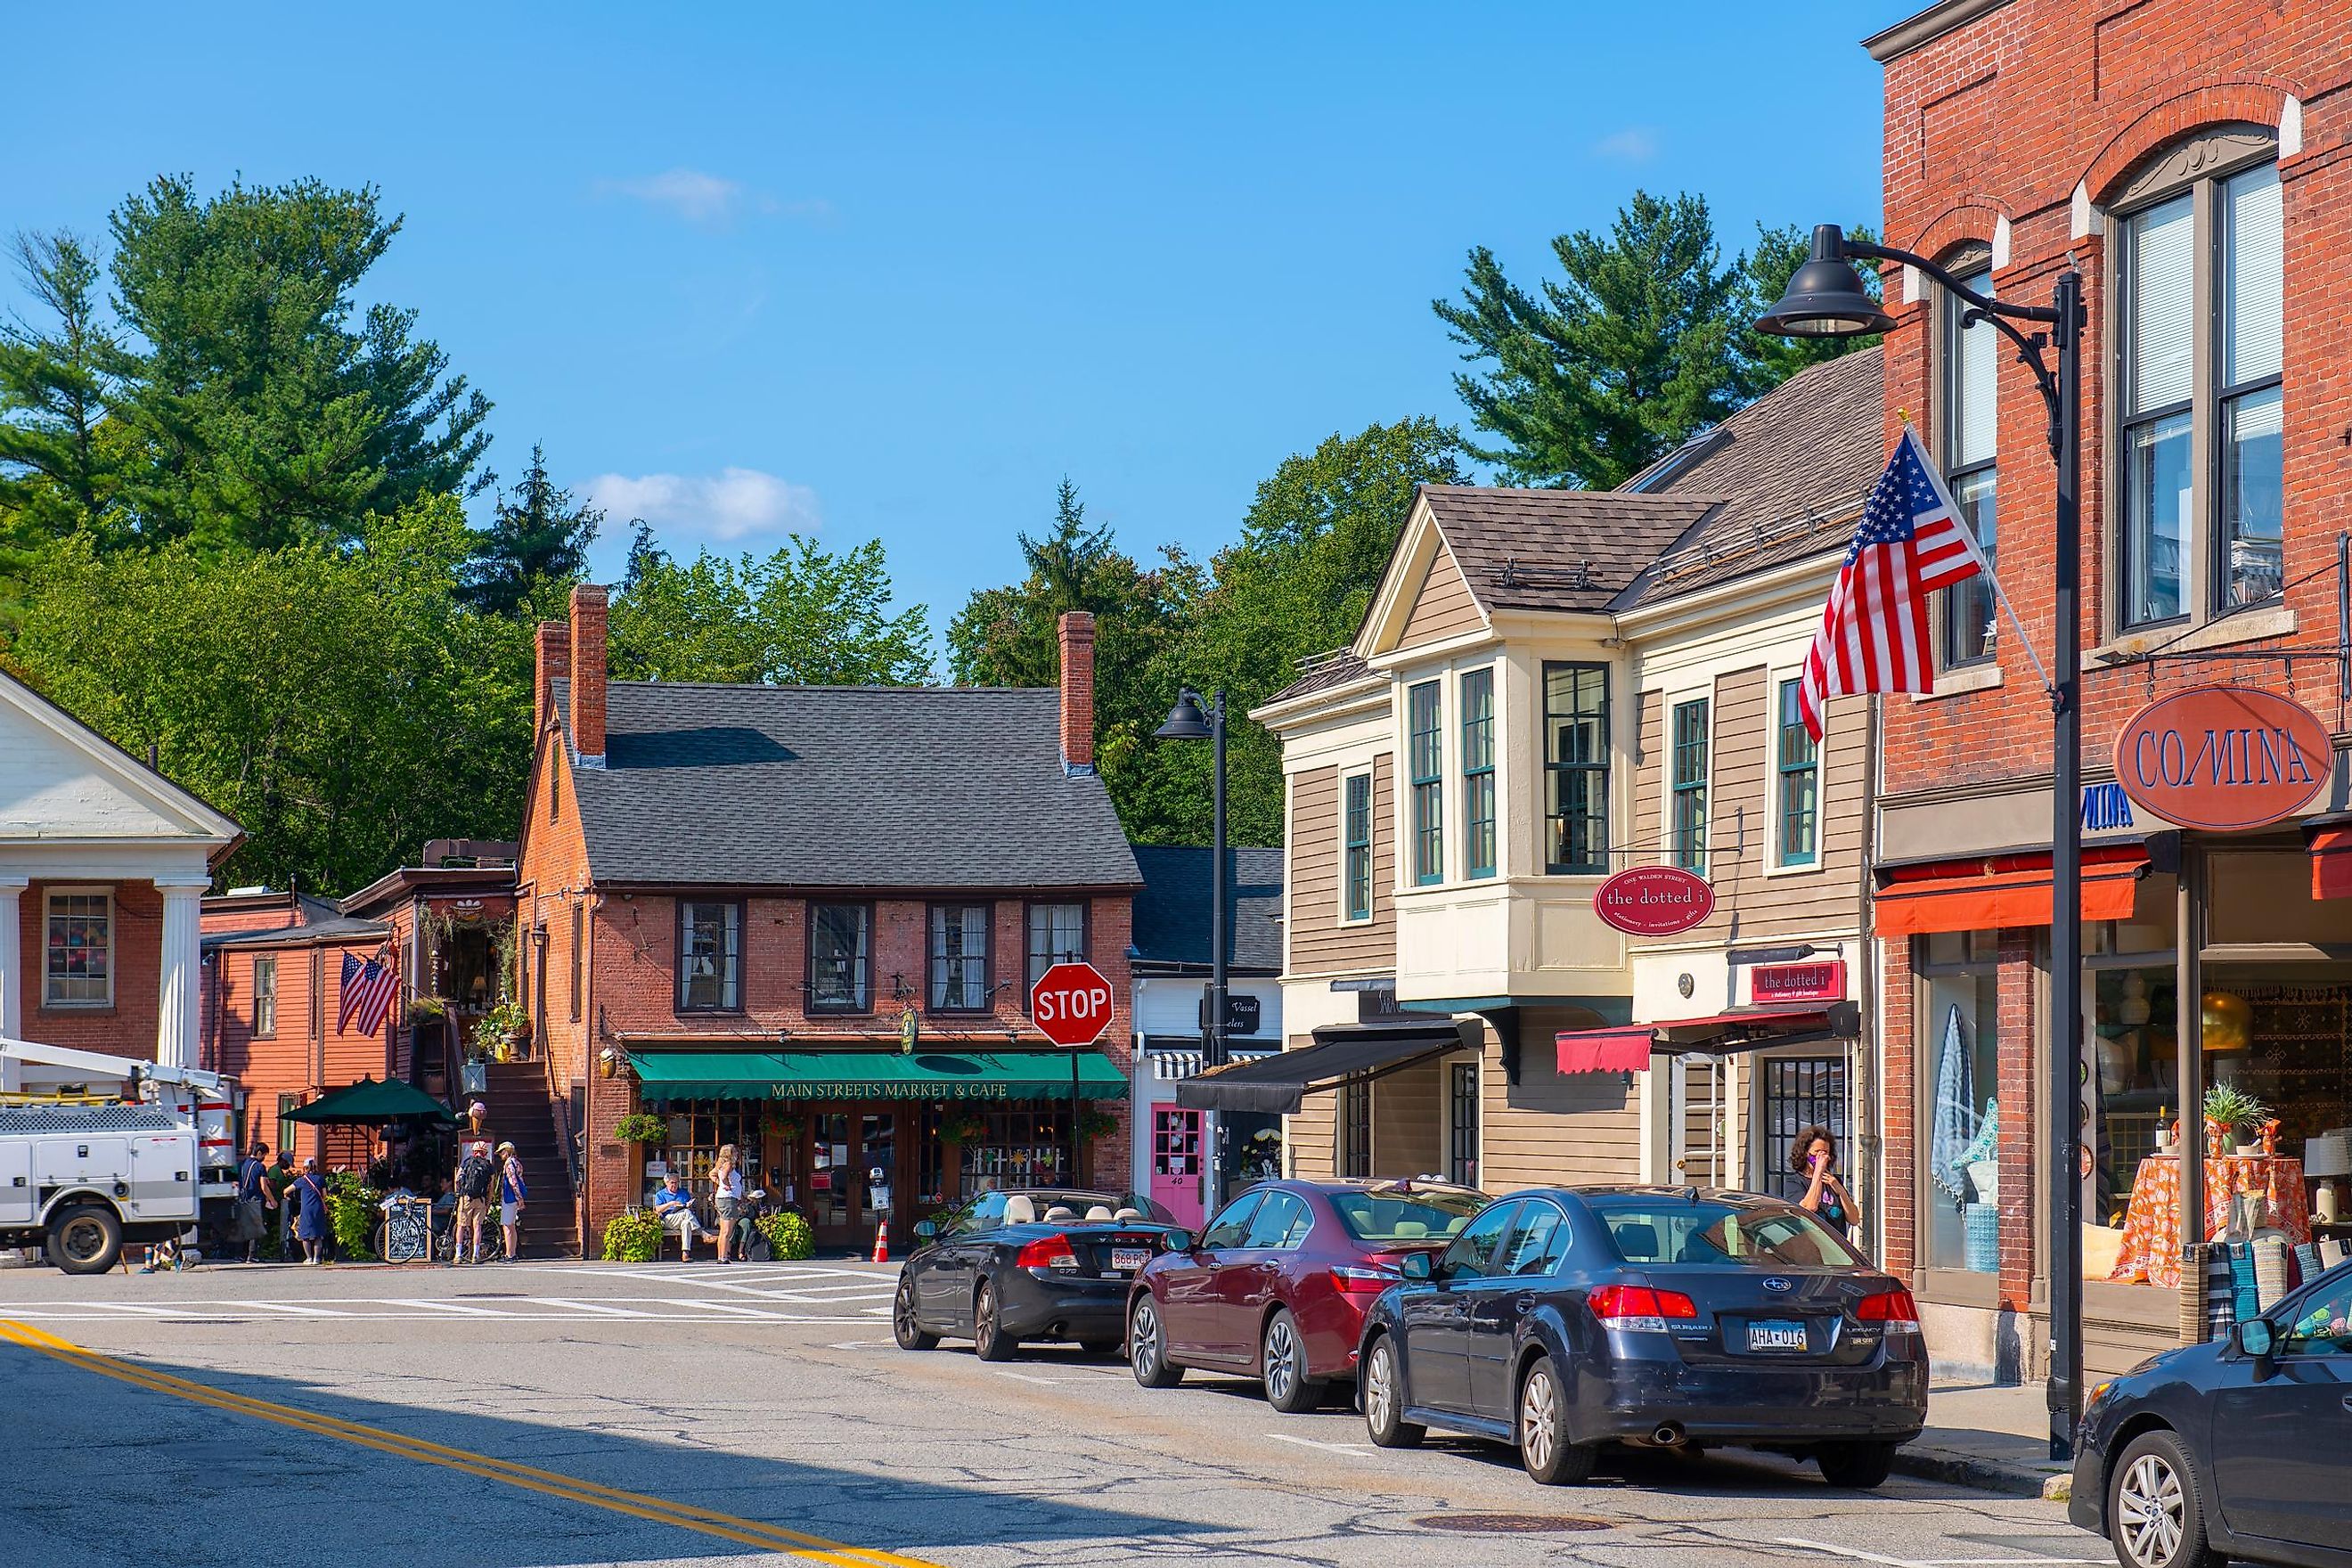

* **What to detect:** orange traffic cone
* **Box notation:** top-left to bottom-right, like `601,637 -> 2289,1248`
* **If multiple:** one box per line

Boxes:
871,1219 -> 889,1264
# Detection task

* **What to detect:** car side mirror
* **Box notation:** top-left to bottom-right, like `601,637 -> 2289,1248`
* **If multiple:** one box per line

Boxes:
912,1221 -> 937,1242
2238,1319 -> 2275,1361
1164,1229 -> 1194,1253
1399,1252 -> 1433,1282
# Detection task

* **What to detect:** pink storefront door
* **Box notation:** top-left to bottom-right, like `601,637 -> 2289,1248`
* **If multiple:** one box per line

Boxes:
1152,1108 -> 1205,1229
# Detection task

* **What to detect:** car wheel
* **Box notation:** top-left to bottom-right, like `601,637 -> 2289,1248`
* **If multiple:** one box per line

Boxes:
1130,1296 -> 1184,1388
2110,1430 -> 2218,1568
47,1205 -> 122,1276
1262,1309 -> 1325,1414
1517,1355 -> 1596,1485
892,1278 -> 938,1351
1816,1440 -> 1897,1490
1362,1335 -> 1424,1449
973,1281 -> 1018,1361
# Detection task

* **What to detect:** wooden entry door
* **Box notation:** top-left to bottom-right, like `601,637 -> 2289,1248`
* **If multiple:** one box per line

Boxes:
809,1107 -> 905,1252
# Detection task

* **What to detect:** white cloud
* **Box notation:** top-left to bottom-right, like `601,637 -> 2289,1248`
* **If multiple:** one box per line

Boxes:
598,169 -> 833,228
1594,127 -> 1660,163
584,468 -> 821,543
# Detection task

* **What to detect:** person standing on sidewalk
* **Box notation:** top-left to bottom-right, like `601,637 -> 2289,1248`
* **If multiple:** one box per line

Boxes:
451,1141 -> 494,1263
496,1140 -> 527,1264
290,1157 -> 330,1266
265,1147 -> 296,1261
710,1144 -> 744,1265
234,1143 -> 274,1264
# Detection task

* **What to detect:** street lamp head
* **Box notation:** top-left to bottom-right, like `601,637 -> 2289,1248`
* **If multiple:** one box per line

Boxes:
1153,690 -> 1213,741
1755,224 -> 1896,339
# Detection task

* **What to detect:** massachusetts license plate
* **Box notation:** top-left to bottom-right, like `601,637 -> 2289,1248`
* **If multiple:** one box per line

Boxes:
1747,1319 -> 1809,1352
1110,1247 -> 1151,1273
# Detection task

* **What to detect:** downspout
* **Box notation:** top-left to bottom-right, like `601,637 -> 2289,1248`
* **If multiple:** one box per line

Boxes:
1132,975 -> 1148,1201
1858,692 -> 1882,1259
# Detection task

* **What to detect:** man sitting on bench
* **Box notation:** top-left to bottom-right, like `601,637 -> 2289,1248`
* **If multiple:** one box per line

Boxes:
649,1172 -> 708,1261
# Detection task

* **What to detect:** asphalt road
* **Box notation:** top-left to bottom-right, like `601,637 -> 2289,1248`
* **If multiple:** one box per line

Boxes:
0,1255 -> 2112,1568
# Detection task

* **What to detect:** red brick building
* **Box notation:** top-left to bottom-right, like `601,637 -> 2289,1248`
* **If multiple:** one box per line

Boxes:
520,589 -> 1140,1256
1866,0 -> 2349,1380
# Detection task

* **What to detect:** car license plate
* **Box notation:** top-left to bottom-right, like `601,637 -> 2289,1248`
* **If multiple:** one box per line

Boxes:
1110,1247 -> 1150,1273
1747,1319 -> 1808,1352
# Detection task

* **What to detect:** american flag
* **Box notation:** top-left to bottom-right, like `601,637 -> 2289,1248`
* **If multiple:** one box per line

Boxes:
1797,426 -> 1989,741
337,949 -> 400,1037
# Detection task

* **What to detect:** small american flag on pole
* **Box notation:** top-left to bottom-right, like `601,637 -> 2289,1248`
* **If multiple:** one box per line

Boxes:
1797,426 -> 1989,741
338,949 -> 399,1037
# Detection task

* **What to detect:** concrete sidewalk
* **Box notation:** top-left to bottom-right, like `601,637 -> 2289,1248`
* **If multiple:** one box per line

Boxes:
1897,1382 -> 2074,1499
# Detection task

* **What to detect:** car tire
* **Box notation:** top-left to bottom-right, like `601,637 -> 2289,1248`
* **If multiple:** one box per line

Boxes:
2108,1429 -> 2219,1568
973,1281 -> 1018,1361
1816,1440 -> 1898,1490
47,1205 -> 122,1276
1130,1296 -> 1184,1389
1262,1309 -> 1325,1414
1517,1354 -> 1596,1485
1362,1335 -> 1425,1449
893,1278 -> 939,1351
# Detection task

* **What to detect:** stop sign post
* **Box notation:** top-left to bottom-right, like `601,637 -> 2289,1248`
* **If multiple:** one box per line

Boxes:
1030,961 -> 1115,1186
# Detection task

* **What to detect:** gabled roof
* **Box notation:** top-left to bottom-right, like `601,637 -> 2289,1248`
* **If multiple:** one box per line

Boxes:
0,670 -> 241,854
1258,649 -> 1376,709
1129,845 -> 1284,974
1414,486 -> 1716,617
552,681 -> 1139,891
342,864 -> 519,919
201,914 -> 391,952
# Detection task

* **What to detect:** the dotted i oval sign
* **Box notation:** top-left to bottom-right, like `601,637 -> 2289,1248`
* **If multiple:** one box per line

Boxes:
2112,685 -> 2332,833
1592,865 -> 1715,937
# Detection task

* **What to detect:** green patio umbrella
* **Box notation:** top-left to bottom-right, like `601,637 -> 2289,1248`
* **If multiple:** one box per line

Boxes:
284,1076 -> 457,1125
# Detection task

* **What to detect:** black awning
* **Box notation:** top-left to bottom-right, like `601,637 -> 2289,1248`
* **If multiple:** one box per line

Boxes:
1175,1019 -> 1476,1115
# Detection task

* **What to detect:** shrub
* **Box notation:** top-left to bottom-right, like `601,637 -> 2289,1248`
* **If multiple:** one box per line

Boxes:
758,1209 -> 815,1262
602,1208 -> 664,1262
324,1173 -> 381,1261
613,1113 -> 666,1144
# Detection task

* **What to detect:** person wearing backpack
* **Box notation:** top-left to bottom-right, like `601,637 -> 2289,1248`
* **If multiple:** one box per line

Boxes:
452,1141 -> 494,1264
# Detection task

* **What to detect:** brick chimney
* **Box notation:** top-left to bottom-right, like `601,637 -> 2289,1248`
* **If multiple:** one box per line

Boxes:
569,584 -> 608,769
534,620 -> 570,740
1058,610 -> 1096,774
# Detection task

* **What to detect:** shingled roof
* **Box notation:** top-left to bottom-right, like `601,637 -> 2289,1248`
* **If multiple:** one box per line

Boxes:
551,681 -> 1139,890
1129,845 -> 1285,974
1418,486 -> 1716,615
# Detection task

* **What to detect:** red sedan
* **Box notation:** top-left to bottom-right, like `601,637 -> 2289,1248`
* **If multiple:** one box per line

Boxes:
1126,1178 -> 1489,1412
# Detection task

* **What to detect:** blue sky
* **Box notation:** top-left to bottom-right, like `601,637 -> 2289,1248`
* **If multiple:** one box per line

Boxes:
4,2 -> 1891,644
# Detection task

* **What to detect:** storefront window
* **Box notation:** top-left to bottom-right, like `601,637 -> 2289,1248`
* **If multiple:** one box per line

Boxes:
955,1107 -> 1074,1200
2091,964 -> 2180,1234
660,1101 -> 762,1205
1919,935 -> 2000,1275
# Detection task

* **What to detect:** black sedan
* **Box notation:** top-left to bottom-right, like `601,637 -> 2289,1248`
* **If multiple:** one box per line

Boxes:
1357,1186 -> 1929,1486
893,1188 -> 1183,1360
2070,1261 -> 2352,1568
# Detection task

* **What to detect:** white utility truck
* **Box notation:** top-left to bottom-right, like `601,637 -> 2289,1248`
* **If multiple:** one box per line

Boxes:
0,1035 -> 243,1273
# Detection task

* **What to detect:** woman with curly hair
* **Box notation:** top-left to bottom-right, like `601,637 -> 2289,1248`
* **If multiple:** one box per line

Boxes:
1793,1124 -> 1860,1239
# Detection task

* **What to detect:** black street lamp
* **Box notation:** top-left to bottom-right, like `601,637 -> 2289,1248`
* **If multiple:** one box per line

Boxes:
1759,224 -> 2087,1462
1154,687 -> 1230,1205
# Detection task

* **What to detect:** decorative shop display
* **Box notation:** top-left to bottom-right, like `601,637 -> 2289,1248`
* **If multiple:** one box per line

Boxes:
2106,1149 -> 2312,1288
2111,685 -> 2331,832
1592,866 -> 1714,936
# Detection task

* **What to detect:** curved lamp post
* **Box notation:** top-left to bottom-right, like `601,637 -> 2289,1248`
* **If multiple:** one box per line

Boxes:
1758,225 -> 2087,1462
1155,687 -> 1229,1209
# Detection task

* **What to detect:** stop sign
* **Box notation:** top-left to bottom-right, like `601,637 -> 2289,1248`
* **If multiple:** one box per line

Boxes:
1029,960 -> 1115,1047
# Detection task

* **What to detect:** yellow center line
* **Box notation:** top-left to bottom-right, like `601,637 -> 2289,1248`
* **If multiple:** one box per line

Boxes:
0,1319 -> 944,1568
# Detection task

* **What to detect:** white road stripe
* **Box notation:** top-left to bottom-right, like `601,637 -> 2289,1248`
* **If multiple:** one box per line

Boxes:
1267,1433 -> 1376,1455
1773,1540 -> 2101,1567
78,1303 -> 181,1316
231,1300 -> 343,1316
383,1297 -> 507,1316
529,1296 -> 653,1318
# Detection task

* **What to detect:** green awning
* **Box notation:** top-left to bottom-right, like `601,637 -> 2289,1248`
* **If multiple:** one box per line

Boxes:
285,1076 -> 457,1125
631,1049 -> 1131,1104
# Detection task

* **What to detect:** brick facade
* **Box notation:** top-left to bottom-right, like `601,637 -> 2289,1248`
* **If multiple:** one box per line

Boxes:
19,880 -> 164,1057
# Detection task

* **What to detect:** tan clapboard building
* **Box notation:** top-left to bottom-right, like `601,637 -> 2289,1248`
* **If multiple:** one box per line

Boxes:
1199,350 -> 1891,1213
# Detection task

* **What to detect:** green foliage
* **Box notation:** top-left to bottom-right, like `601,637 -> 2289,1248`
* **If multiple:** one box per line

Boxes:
324,1173 -> 381,1261
461,444 -> 601,619
2202,1084 -> 2267,1134
602,1207 -> 664,1262
610,527 -> 933,685
0,232 -> 127,564
1077,1108 -> 1119,1142
1433,192 -> 1878,490
4,494 -> 531,891
612,1113 -> 667,1144
757,1208 -> 815,1262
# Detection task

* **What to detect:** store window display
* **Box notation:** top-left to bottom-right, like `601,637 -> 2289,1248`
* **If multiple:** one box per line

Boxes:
1919,933 -> 2001,1275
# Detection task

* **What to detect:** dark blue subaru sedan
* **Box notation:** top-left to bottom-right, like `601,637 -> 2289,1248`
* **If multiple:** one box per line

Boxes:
1356,1186 -> 1929,1486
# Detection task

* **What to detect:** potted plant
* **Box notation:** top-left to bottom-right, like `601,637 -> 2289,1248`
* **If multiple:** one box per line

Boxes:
761,1109 -> 804,1143
601,1208 -> 664,1262
2203,1085 -> 2268,1158
943,1112 -> 990,1145
613,1113 -> 666,1146
475,997 -> 529,1064
1076,1108 -> 1119,1143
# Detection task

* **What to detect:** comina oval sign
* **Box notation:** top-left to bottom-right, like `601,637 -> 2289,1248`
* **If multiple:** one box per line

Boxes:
2112,685 -> 2332,833
1593,865 -> 1714,936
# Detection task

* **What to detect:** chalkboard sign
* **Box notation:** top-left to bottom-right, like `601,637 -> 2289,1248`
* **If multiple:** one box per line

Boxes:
383,1198 -> 432,1263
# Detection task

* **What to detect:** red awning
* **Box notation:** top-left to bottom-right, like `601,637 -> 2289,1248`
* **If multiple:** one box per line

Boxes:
1874,846 -> 2150,936
1556,1028 -> 1654,1075
2309,818 -> 2352,900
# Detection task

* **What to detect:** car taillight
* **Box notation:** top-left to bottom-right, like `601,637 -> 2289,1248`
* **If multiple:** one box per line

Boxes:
1588,1284 -> 1700,1331
1857,1288 -> 1919,1327
1330,1263 -> 1401,1293
1016,1233 -> 1079,1270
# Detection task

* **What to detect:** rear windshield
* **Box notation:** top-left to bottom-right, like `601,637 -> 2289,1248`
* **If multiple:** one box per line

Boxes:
1589,1199 -> 1862,1269
1329,1188 -> 1487,1245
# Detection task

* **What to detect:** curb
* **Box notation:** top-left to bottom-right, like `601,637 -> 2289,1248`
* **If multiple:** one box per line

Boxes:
1892,1445 -> 2070,1499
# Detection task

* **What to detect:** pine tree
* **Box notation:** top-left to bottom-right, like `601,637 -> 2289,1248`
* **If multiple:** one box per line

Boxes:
460,445 -> 602,618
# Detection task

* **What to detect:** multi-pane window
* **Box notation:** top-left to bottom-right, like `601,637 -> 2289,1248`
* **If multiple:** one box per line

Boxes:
808,902 -> 870,1012
252,956 -> 278,1038
44,890 -> 110,1005
929,903 -> 992,1011
2118,148 -> 2283,628
276,1093 -> 299,1163
1340,1080 -> 1371,1179
1449,1060 -> 1480,1187
1025,902 -> 1085,996
1941,257 -> 1998,666
677,900 -> 741,1011
569,902 -> 584,1021
1670,698 -> 1710,874
1543,663 -> 1609,875
1408,681 -> 1442,886
1776,679 -> 1819,868
1460,667 -> 1495,879
1342,772 -> 1373,921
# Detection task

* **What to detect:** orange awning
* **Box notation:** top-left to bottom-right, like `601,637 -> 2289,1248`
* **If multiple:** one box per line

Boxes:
2309,818 -> 2352,900
1874,846 -> 2150,937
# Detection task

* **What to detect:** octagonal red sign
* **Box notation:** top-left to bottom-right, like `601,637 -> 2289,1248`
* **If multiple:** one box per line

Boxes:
1593,865 -> 1714,936
1029,960 -> 1115,1047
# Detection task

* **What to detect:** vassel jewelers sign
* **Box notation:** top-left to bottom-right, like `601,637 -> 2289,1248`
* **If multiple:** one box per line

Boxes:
2111,685 -> 2331,833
